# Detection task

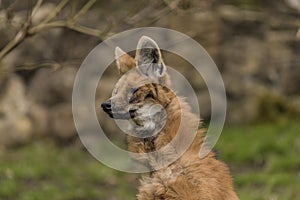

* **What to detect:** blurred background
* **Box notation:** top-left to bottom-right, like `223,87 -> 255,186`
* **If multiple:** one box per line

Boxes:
0,0 -> 300,199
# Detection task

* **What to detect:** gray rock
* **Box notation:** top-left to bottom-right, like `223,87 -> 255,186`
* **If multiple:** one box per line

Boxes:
29,67 -> 77,106
27,67 -> 79,141
27,103 -> 48,136
0,75 -> 33,147
49,103 -> 76,141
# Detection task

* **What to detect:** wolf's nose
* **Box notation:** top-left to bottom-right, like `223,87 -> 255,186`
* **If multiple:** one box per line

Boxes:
101,100 -> 112,111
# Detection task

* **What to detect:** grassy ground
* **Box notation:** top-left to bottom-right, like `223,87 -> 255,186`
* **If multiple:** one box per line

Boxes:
0,141 -> 138,200
217,120 -> 300,200
1,121 -> 300,200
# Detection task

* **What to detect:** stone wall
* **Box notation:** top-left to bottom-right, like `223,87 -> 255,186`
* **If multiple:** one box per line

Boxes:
0,0 -> 299,147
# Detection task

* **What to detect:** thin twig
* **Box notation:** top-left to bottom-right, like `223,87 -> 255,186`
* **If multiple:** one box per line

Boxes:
14,60 -> 80,71
126,0 -> 180,26
0,59 -> 81,75
72,0 -> 97,22
41,0 -> 69,24
28,20 -> 110,39
0,0 -> 105,62
67,23 -> 105,38
27,0 -> 69,34
0,0 -> 45,60
31,0 -> 44,18
0,14 -> 31,60
68,0 -> 78,20
28,20 -> 66,34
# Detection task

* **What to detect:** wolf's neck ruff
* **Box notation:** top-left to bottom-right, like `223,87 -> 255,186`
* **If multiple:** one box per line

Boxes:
127,83 -> 201,170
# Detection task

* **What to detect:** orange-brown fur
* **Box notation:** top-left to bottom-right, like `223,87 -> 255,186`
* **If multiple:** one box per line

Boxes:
127,84 -> 238,200
103,37 -> 239,200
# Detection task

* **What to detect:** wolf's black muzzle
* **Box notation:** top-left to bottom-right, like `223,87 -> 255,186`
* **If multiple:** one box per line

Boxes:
101,99 -> 112,112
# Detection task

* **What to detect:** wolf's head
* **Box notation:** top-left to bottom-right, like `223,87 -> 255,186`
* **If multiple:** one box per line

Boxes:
101,36 -> 173,136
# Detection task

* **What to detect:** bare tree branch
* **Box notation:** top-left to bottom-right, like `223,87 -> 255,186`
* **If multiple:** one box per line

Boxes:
0,0 -> 108,63
31,0 -> 44,18
0,0 -> 44,60
0,0 -> 175,72
41,0 -> 69,24
1,59 -> 81,75
125,0 -> 181,26
0,1 -> 33,61
72,0 -> 97,22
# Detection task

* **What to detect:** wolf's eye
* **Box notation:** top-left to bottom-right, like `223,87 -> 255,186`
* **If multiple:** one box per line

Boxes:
145,92 -> 154,99
129,97 -> 138,104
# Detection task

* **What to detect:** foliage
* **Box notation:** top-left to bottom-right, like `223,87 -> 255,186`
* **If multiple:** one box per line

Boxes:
0,140 -> 137,200
1,121 -> 300,199
217,121 -> 300,200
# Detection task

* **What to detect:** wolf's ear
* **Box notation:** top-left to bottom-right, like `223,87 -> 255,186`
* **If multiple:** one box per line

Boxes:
135,36 -> 166,80
115,47 -> 136,75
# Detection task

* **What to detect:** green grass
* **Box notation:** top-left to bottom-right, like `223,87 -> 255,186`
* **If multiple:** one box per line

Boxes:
216,121 -> 300,200
0,140 -> 138,200
1,121 -> 300,199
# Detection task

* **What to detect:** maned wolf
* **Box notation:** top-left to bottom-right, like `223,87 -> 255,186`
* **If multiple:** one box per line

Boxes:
101,36 -> 239,200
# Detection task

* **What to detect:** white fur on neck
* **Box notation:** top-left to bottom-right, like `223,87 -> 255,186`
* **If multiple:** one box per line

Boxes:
132,103 -> 166,138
